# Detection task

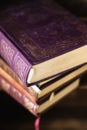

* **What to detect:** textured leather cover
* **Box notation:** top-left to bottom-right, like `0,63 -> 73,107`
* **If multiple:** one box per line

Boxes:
0,0 -> 87,65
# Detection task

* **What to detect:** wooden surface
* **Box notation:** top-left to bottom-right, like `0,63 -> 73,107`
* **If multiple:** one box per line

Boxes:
0,74 -> 87,130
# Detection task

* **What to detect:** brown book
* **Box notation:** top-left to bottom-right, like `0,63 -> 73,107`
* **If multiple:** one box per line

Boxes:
1,58 -> 87,100
0,59 -> 87,115
0,77 -> 39,116
0,75 -> 80,115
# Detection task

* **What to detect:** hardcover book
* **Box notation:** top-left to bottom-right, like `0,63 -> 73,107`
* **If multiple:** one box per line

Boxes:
0,75 -> 80,116
0,77 -> 39,116
1,59 -> 87,115
38,78 -> 80,113
0,58 -> 41,100
0,0 -> 87,85
1,58 -> 87,100
38,63 -> 87,99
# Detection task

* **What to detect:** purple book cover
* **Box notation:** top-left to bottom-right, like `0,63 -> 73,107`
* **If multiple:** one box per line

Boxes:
0,0 -> 87,84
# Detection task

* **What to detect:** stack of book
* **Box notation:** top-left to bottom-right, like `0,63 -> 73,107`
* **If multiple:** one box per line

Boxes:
0,0 -> 87,116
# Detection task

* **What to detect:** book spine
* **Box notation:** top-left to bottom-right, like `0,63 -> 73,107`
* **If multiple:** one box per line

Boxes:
0,59 -> 41,100
0,31 -> 32,85
0,77 -> 39,116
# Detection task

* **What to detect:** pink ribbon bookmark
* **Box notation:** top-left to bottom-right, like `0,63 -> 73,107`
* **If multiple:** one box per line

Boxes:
35,116 -> 41,130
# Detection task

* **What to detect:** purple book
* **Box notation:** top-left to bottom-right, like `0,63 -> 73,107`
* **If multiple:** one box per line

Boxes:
0,0 -> 87,85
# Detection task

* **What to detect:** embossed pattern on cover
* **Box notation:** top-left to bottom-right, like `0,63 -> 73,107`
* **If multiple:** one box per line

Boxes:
0,1 -> 87,64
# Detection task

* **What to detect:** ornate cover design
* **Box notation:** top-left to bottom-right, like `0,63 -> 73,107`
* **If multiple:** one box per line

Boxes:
0,1 -> 87,63
0,0 -> 87,84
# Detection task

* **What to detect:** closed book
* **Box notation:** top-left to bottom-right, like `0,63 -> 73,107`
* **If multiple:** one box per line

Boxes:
1,58 -> 86,115
38,63 -> 87,99
1,60 -> 86,115
0,77 -> 39,116
38,78 -> 80,114
0,0 -> 87,85
1,58 -> 86,100
0,75 -> 80,115
0,58 -> 41,100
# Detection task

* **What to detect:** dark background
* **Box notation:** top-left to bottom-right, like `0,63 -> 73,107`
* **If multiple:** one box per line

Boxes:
0,0 -> 87,130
